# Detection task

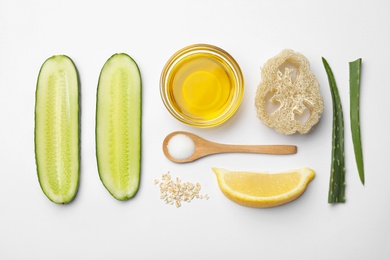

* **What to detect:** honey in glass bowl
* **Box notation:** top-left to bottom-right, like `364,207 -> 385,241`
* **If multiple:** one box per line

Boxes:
160,44 -> 244,128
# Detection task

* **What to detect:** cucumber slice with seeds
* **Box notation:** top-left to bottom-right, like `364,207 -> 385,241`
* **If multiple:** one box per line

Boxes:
96,53 -> 142,200
35,55 -> 80,204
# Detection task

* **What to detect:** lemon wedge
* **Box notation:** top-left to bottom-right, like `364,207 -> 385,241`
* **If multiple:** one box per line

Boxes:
212,167 -> 315,208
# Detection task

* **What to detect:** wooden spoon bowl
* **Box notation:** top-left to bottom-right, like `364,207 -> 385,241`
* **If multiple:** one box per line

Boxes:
162,131 -> 297,163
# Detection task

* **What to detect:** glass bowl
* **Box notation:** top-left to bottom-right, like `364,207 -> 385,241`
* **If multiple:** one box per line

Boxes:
160,44 -> 244,128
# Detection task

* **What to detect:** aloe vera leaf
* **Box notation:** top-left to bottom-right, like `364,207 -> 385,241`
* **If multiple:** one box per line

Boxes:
322,57 -> 346,203
349,58 -> 364,185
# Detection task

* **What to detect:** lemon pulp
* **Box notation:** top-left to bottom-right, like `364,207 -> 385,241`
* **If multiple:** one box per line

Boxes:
169,54 -> 235,120
224,171 -> 302,197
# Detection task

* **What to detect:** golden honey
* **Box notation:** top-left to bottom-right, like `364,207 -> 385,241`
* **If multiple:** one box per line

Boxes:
161,44 -> 244,127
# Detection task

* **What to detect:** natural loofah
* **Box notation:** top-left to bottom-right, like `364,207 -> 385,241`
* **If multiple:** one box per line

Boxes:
255,49 -> 324,135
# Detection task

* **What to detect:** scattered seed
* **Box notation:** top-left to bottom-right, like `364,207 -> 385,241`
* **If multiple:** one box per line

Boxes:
154,172 -> 209,208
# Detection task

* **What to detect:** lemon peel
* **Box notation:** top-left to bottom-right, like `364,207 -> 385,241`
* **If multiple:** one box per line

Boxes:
213,167 -> 315,208
255,49 -> 324,135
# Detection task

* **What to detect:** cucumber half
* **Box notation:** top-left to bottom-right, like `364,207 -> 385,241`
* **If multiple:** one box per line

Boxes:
96,53 -> 142,200
35,55 -> 80,204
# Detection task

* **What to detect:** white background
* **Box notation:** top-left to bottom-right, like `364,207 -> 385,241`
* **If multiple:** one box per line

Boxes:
0,0 -> 389,259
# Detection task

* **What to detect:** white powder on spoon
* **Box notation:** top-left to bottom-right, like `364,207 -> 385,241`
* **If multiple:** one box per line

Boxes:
167,134 -> 195,160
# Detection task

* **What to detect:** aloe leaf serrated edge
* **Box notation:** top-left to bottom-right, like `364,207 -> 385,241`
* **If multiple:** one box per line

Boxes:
322,57 -> 346,203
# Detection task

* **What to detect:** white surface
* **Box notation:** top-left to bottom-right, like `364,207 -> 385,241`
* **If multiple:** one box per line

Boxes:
0,0 -> 389,259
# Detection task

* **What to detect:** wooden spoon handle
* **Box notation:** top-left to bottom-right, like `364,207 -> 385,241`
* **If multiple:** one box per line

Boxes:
208,144 -> 297,155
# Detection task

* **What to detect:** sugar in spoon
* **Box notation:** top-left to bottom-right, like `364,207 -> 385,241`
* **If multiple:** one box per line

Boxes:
162,131 -> 297,163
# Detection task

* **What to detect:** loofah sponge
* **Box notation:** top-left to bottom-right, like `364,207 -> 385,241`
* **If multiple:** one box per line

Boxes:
255,49 -> 324,135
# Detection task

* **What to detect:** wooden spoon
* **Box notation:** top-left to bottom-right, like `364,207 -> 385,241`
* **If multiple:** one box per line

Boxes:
162,131 -> 297,163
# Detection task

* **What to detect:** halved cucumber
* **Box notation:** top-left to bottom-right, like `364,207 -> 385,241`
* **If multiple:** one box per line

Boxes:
35,55 -> 80,204
96,53 -> 142,200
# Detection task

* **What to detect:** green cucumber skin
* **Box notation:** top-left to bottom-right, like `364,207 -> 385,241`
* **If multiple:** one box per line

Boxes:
35,55 -> 80,204
322,57 -> 346,203
96,53 -> 142,201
